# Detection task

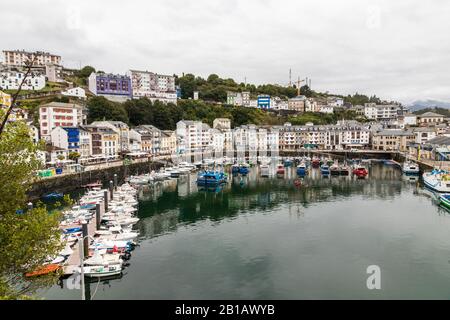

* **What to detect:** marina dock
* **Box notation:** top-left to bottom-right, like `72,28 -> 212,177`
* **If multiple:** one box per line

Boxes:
63,190 -> 109,276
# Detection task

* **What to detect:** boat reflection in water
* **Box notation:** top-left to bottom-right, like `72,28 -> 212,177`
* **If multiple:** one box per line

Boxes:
44,163 -> 450,300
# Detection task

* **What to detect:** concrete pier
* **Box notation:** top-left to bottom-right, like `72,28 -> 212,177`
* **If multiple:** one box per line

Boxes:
63,190 -> 108,275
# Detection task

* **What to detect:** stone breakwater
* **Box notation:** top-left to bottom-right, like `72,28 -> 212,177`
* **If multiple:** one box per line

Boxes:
28,161 -> 164,201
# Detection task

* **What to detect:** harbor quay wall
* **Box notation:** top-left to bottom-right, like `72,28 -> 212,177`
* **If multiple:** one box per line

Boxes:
28,161 -> 164,201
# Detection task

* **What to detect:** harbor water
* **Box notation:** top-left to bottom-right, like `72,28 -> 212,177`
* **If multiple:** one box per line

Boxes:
40,163 -> 450,299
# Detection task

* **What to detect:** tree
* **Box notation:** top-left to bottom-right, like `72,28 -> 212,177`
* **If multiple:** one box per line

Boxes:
87,96 -> 129,124
77,66 -> 96,78
68,151 -> 81,162
0,116 -> 62,299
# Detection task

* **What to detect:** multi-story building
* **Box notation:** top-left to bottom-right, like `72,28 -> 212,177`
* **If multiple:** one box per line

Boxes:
288,96 -> 306,112
39,102 -> 85,141
372,130 -> 415,151
417,112 -> 445,126
129,70 -> 177,104
0,71 -> 46,90
135,125 -> 162,155
45,63 -> 64,82
226,91 -> 251,107
90,121 -> 130,152
61,87 -> 86,99
129,128 -> 151,154
88,72 -> 132,102
402,113 -> 417,126
257,95 -> 271,109
278,122 -> 370,151
213,118 -> 231,130
83,125 -> 119,158
327,96 -> 344,107
319,105 -> 334,114
176,120 -> 203,154
364,103 -> 402,121
412,127 -> 437,144
2,50 -> 61,67
160,130 -> 177,156
50,126 -> 91,159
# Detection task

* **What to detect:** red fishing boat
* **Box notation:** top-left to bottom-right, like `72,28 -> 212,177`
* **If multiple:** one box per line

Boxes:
312,157 -> 320,168
353,166 -> 368,178
276,164 -> 285,175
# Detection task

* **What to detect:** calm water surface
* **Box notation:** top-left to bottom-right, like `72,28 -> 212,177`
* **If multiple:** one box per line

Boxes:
41,164 -> 450,299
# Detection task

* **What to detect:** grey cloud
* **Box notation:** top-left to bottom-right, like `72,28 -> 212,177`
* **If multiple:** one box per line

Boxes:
1,0 -> 450,104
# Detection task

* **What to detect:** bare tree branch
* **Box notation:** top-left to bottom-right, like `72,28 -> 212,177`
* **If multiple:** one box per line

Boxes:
0,54 -> 38,138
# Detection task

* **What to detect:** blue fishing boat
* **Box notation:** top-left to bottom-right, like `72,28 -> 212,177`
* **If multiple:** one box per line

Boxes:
284,158 -> 293,167
231,164 -> 240,174
296,162 -> 307,176
63,227 -> 82,234
239,164 -> 250,175
42,192 -> 63,200
321,164 -> 330,176
197,171 -> 227,186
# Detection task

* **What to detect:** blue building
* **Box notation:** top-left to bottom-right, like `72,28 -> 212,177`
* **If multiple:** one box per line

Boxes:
176,85 -> 182,98
257,95 -> 271,109
64,127 -> 81,150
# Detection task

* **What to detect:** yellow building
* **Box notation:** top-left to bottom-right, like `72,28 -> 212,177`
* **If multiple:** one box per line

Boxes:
0,90 -> 12,108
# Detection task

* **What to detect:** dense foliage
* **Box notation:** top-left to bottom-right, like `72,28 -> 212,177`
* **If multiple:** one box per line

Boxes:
87,97 -> 284,129
413,107 -> 450,117
176,73 -> 298,102
0,112 -> 62,299
288,110 -> 366,125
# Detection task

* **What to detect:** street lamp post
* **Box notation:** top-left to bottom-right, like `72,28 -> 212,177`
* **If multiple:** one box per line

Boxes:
77,233 -> 95,301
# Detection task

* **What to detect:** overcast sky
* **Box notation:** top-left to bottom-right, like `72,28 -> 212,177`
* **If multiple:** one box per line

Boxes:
2,0 -> 450,104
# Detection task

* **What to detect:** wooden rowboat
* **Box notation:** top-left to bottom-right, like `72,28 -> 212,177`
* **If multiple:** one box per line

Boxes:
25,263 -> 61,277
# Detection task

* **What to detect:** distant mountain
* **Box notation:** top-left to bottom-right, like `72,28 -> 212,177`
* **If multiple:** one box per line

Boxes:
408,99 -> 450,112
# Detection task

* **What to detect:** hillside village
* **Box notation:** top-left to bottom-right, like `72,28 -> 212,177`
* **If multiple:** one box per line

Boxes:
1,49 -> 450,175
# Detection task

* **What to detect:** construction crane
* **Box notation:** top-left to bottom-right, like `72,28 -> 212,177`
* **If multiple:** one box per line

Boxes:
296,77 -> 305,96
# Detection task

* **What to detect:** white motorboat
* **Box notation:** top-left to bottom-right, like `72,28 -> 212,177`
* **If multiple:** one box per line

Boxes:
84,249 -> 123,266
79,264 -> 122,278
95,226 -> 138,241
260,164 -> 270,177
402,161 -> 420,175
423,170 -> 450,192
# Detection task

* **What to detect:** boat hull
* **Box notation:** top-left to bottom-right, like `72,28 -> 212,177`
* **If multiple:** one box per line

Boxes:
439,194 -> 450,209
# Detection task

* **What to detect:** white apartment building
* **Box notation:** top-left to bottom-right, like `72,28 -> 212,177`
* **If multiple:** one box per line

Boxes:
61,87 -> 86,99
412,127 -> 437,144
176,120 -> 203,153
0,71 -> 46,90
129,70 -> 177,104
278,122 -> 370,150
319,105 -> 334,114
364,103 -> 402,121
2,50 -> 61,67
227,91 -> 251,107
39,102 -> 85,141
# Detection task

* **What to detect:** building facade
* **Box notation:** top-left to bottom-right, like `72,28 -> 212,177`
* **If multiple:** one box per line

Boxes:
88,72 -> 132,101
39,102 -> 85,141
2,50 -> 61,67
129,70 -> 177,104
0,71 -> 46,90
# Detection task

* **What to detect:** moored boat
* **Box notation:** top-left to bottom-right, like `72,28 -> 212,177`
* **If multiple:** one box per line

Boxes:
320,164 -> 330,176
353,166 -> 368,178
276,164 -> 285,175
402,161 -> 420,175
423,170 -> 450,192
260,164 -> 270,177
439,194 -> 450,209
296,162 -> 308,176
197,171 -> 227,186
